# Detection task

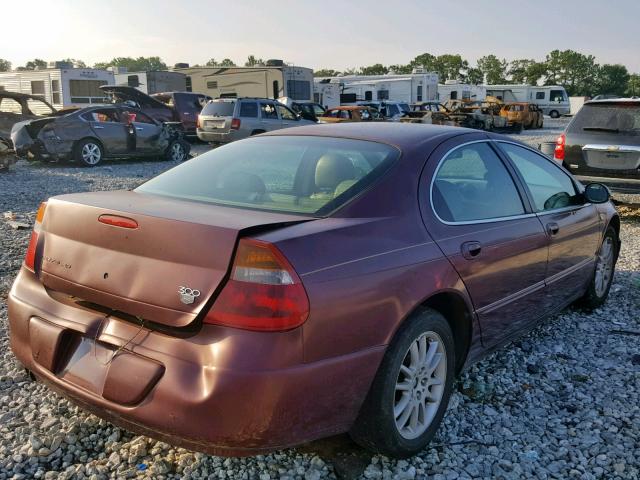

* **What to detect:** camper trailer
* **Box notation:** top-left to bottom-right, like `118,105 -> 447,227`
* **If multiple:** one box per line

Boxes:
176,61 -> 314,101
485,84 -> 570,117
0,63 -> 114,112
314,70 -> 438,106
314,81 -> 341,109
437,81 -> 487,103
113,69 -> 186,94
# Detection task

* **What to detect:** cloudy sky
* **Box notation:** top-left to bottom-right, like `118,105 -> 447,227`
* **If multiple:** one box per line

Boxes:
4,0 -> 640,72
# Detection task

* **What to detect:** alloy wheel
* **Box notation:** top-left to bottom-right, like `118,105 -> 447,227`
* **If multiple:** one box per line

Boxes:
394,331 -> 447,440
594,236 -> 614,297
170,143 -> 184,161
81,143 -> 101,165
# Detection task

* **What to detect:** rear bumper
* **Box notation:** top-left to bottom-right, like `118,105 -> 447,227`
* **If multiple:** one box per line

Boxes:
8,268 -> 383,455
574,174 -> 640,194
196,129 -> 239,143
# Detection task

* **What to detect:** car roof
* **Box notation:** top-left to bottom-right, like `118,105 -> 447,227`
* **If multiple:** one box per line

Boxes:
328,106 -> 369,111
263,122 -> 472,150
585,97 -> 640,105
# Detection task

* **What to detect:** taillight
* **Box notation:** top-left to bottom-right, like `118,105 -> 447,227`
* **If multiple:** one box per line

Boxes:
205,238 -> 309,331
24,202 -> 47,272
197,114 -> 202,129
554,133 -> 566,162
230,118 -> 241,130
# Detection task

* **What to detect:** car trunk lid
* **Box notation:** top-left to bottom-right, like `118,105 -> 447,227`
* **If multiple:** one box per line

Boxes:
38,191 -> 310,328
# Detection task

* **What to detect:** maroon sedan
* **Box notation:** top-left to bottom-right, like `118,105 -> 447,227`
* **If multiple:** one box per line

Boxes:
8,123 -> 619,458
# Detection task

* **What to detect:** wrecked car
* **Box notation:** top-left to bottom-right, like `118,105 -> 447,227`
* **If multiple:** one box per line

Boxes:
101,86 -> 207,136
0,136 -> 16,171
11,105 -> 190,167
500,102 -> 544,130
445,97 -> 523,132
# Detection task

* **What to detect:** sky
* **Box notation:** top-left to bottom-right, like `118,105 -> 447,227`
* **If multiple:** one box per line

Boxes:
3,0 -> 640,72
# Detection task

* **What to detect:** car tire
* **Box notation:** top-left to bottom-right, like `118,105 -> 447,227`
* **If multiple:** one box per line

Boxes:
577,226 -> 618,311
349,308 -> 455,458
549,110 -> 560,119
74,138 -> 104,167
250,130 -> 266,136
165,139 -> 190,162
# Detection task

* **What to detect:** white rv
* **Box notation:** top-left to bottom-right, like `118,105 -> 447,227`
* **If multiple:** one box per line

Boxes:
485,84 -> 570,117
176,61 -> 314,101
437,81 -> 487,103
314,81 -> 341,109
113,69 -> 186,94
0,65 -> 114,112
314,70 -> 438,106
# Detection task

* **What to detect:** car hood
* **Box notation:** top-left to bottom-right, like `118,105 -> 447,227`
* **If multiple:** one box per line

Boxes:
100,85 -> 170,110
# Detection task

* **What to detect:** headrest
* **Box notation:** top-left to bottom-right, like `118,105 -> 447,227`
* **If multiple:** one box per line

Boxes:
315,153 -> 356,190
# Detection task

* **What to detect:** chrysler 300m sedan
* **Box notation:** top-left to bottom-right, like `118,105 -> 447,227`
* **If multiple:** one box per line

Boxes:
8,123 -> 619,458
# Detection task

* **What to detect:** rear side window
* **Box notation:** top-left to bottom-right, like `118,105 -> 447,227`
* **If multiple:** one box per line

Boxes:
432,142 -> 524,223
136,136 -> 399,216
568,103 -> 640,136
500,143 -> 579,211
239,102 -> 258,118
201,101 -> 235,117
260,102 -> 278,120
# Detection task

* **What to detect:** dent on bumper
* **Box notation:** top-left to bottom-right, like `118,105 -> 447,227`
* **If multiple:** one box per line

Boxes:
8,268 -> 384,455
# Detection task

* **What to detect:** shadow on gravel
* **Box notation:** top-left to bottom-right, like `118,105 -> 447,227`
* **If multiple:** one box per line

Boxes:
298,434 -> 371,479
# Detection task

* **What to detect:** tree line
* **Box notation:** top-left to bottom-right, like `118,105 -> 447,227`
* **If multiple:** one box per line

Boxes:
2,50 -> 639,97
315,50 -> 640,98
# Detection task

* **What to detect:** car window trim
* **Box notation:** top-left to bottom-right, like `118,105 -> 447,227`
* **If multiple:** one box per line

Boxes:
494,140 -> 587,214
429,139 -> 534,226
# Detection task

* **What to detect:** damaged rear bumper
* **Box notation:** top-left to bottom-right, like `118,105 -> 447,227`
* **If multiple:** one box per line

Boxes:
8,268 -> 383,456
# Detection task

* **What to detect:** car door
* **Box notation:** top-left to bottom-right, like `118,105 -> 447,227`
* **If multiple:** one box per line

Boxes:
422,136 -> 550,348
497,142 -> 602,309
127,111 -> 164,153
259,101 -> 282,131
276,104 -> 300,129
81,108 -> 128,155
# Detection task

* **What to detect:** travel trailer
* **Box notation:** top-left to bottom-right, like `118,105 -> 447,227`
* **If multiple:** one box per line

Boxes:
314,70 -> 438,106
485,84 -> 570,117
437,81 -> 487,102
313,81 -> 341,109
0,62 -> 114,112
113,69 -> 186,94
176,61 -> 314,101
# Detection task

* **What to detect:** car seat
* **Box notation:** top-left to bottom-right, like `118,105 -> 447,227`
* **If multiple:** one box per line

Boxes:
311,153 -> 356,200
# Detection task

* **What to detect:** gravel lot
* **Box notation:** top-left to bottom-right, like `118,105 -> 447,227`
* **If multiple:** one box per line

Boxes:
1,122 -> 639,479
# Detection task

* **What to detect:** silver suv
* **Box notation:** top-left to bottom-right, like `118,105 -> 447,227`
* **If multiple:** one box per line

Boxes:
197,98 -> 315,143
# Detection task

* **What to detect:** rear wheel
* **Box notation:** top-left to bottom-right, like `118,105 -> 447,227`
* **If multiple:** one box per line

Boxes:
165,140 -> 189,162
350,308 -> 455,458
549,110 -> 560,119
250,129 -> 266,136
75,139 -> 103,167
577,226 -> 618,310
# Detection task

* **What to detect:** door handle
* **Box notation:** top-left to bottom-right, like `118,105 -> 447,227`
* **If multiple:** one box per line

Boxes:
93,126 -> 104,129
135,127 -> 143,131
461,241 -> 482,259
546,222 -> 560,236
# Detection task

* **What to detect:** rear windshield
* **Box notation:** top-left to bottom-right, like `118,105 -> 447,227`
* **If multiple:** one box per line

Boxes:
569,103 -> 640,136
136,136 -> 400,216
201,100 -> 235,117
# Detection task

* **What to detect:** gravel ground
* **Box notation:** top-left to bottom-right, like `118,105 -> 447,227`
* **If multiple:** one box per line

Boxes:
0,123 -> 639,479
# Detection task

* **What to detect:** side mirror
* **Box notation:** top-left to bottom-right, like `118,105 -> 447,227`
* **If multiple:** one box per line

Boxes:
584,183 -> 610,204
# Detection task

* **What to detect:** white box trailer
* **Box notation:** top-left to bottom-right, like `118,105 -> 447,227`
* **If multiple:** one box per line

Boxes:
176,64 -> 314,101
485,84 -> 570,117
437,82 -> 486,102
314,81 -> 341,109
314,71 -> 438,106
114,70 -> 186,94
0,68 -> 114,112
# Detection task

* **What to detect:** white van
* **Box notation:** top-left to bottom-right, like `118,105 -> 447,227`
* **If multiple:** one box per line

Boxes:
485,85 -> 570,118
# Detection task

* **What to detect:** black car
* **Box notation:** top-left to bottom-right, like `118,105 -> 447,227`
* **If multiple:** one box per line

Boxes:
555,99 -> 640,193
11,105 -> 190,167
